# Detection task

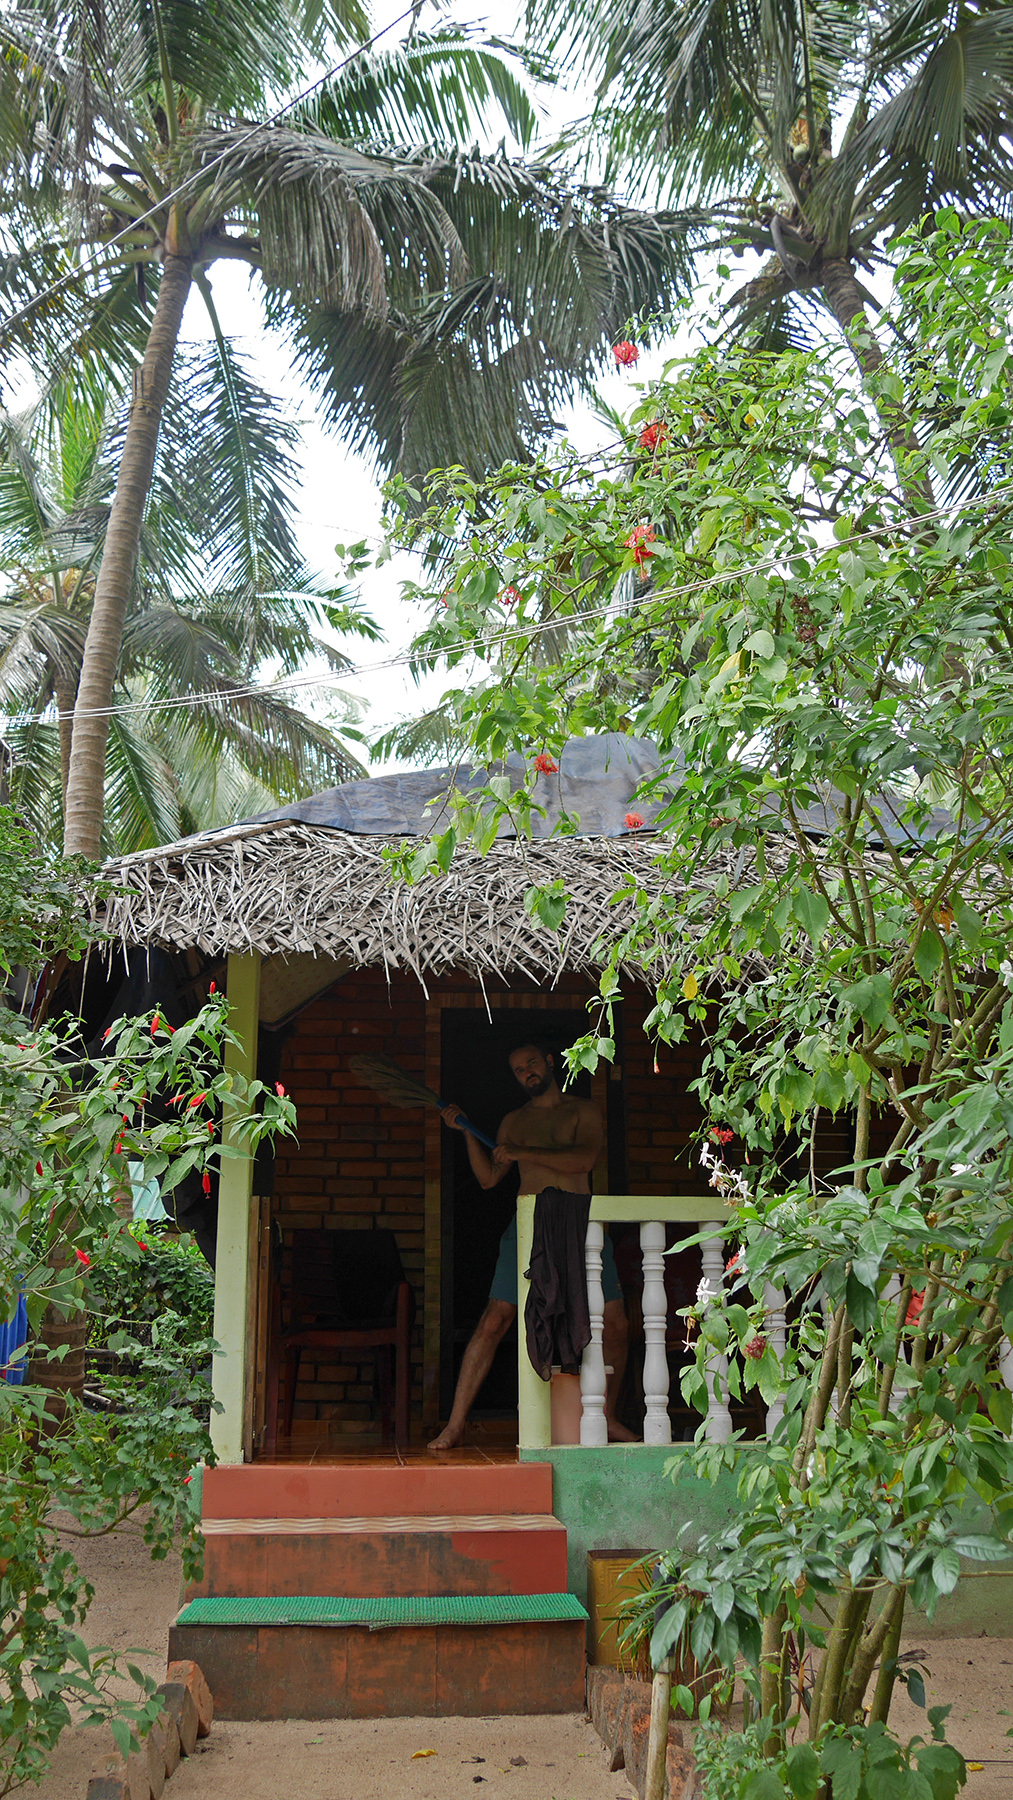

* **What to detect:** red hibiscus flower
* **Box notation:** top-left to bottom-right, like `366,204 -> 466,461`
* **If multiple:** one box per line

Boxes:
624,811 -> 644,830
638,420 -> 667,451
613,341 -> 639,367
625,524 -> 657,570
744,1334 -> 767,1360
533,752 -> 559,775
501,586 -> 523,609
710,1126 -> 734,1145
906,1291 -> 925,1325
74,1248 -> 91,1268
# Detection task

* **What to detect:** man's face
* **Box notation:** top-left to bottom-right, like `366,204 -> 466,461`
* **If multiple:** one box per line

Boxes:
509,1046 -> 554,1098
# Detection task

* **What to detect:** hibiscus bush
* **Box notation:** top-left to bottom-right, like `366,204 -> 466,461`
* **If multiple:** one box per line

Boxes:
0,809 -> 294,1794
379,215 -> 1013,1789
85,1225 -> 215,1354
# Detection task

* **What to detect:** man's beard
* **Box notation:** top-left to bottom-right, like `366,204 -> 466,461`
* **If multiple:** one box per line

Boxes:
522,1071 -> 552,1098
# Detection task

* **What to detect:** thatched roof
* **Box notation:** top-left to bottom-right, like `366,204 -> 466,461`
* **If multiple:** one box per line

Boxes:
99,819 -> 690,988
96,734 -> 947,1004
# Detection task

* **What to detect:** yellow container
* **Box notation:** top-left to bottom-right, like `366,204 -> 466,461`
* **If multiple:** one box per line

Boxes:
586,1550 -> 653,1674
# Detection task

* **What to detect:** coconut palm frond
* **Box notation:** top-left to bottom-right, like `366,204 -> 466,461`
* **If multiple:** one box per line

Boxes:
302,29 -> 541,152
370,706 -> 468,766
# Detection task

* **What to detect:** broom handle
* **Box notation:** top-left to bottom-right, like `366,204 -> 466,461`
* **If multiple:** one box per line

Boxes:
437,1102 -> 498,1152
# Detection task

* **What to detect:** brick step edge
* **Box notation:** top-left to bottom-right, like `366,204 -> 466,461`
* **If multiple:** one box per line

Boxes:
586,1667 -> 699,1800
85,1660 -> 213,1800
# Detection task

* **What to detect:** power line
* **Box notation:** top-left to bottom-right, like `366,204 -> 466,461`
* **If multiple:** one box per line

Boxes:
0,2 -> 423,351
6,469 -> 1013,731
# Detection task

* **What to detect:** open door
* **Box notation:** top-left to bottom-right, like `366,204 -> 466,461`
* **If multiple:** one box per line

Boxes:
438,1007 -> 618,1422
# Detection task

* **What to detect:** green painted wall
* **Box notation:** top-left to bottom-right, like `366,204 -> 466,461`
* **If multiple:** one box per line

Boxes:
522,1445 -> 1013,1638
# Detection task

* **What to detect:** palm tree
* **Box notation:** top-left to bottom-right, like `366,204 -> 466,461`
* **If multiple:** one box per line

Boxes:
1,3 -> 695,858
0,354 -> 373,851
529,0 -> 1013,441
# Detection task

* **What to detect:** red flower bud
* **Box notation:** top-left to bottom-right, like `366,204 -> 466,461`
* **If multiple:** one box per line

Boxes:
533,752 -> 558,775
114,1140 -> 123,1155
74,1248 -> 91,1268
202,1170 -> 212,1195
613,340 -> 639,367
208,1121 -> 214,1134
169,1093 -> 183,1107
183,1474 -> 192,1485
151,1014 -> 160,1034
36,1161 -> 43,1176
188,1091 -> 207,1108
624,812 -> 644,830
209,982 -> 216,994
138,1240 -> 148,1251
275,1082 -> 286,1098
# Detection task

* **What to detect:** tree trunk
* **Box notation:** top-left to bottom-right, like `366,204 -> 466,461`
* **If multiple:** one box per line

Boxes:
62,244 -> 193,859
820,257 -> 933,515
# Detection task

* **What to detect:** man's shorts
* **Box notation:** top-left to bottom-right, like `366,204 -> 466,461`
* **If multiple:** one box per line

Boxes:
489,1211 -> 621,1307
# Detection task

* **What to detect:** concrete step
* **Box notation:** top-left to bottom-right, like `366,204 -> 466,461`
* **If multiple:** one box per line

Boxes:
202,1460 -> 553,1521
187,1512 -> 568,1600
168,1593 -> 588,1719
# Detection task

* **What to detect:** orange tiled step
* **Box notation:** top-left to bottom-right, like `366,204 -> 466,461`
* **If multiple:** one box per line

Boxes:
202,1460 -> 553,1521
168,1593 -> 588,1720
186,1512 -> 569,1601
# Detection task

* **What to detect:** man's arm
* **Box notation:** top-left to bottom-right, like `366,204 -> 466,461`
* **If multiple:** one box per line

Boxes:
441,1103 -> 512,1189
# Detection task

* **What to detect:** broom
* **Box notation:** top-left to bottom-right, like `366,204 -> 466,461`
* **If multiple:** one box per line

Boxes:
349,1054 -> 497,1150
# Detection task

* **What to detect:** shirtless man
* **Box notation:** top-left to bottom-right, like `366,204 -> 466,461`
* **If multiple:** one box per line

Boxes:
428,1041 -> 635,1451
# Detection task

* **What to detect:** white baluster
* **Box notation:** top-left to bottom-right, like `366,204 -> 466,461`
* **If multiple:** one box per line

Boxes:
580,1221 -> 608,1446
641,1221 -> 672,1445
699,1232 -> 733,1443
763,1282 -> 786,1434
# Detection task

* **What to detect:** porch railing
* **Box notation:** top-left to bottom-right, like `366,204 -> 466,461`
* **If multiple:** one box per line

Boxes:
515,1194 -> 786,1451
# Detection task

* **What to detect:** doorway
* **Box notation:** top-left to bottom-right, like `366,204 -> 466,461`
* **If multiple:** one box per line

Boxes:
438,1006 -> 622,1421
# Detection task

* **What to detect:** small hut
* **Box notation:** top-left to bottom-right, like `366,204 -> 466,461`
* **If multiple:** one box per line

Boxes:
90,734 -> 873,1718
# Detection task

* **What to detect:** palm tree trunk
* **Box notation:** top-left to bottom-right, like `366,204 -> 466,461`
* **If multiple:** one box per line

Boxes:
62,244 -> 194,858
820,258 -> 932,514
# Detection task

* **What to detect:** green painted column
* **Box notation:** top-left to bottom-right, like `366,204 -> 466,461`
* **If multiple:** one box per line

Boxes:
210,950 -> 261,1464
516,1193 -> 551,1448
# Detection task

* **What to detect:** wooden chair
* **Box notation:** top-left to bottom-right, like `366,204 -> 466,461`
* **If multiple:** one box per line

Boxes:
265,1227 -> 414,1450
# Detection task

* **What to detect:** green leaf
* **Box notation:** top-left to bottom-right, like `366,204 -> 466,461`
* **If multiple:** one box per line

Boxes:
951,897 -> 983,951
931,1546 -> 961,1595
742,1771 -> 787,1800
913,927 -> 944,984
711,1579 -> 734,1622
792,888 -> 831,947
841,973 -> 893,1029
846,1270 -> 879,1333
785,1741 -> 820,1800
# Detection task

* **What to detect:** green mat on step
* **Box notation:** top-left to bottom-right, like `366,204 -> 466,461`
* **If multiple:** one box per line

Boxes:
175,1593 -> 588,1630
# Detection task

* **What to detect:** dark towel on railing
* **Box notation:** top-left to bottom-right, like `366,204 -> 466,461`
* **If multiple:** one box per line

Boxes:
524,1187 -> 592,1381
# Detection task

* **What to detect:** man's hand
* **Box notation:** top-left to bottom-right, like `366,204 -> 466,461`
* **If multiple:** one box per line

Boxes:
492,1143 -> 517,1170
441,1103 -> 467,1131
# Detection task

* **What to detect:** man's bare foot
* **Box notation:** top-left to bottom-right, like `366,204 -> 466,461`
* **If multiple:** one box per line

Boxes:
607,1418 -> 639,1443
427,1422 -> 466,1450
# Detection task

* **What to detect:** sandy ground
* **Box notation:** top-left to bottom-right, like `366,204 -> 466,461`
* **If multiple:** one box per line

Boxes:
22,1519 -> 1013,1800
